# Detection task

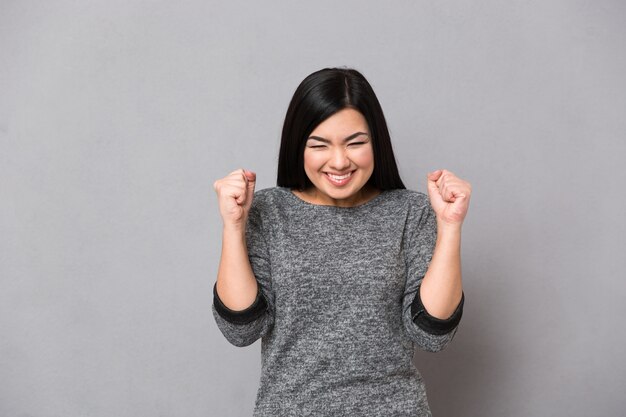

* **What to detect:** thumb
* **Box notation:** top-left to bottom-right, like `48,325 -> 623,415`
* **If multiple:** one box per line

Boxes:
243,169 -> 256,205
427,169 -> 442,180
426,169 -> 442,195
426,169 -> 443,202
244,170 -> 256,187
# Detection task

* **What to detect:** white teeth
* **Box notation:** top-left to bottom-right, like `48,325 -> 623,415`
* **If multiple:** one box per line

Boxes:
327,172 -> 352,180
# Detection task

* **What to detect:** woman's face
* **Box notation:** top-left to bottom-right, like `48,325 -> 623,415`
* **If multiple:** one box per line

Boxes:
302,107 -> 375,207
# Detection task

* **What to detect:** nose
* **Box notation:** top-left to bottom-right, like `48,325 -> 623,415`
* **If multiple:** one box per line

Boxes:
328,147 -> 351,171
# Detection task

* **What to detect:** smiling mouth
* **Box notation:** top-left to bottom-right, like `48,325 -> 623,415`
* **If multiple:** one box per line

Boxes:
325,171 -> 354,179
324,170 -> 355,185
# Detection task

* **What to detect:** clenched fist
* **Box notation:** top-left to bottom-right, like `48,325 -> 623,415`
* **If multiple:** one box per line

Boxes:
426,169 -> 472,227
213,168 -> 257,230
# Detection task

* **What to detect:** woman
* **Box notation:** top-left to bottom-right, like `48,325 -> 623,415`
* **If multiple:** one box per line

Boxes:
212,67 -> 471,416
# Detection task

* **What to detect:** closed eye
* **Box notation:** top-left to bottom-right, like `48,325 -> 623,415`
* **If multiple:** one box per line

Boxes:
309,142 -> 366,149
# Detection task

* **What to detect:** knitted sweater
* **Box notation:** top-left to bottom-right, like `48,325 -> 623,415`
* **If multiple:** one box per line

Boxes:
212,186 -> 464,416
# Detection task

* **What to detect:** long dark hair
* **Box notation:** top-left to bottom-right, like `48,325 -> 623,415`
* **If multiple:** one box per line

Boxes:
276,67 -> 406,191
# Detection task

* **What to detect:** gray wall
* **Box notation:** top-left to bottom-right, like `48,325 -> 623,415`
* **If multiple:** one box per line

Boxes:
1,1 -> 624,416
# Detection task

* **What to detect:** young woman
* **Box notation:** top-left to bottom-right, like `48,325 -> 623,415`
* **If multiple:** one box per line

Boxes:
212,67 -> 471,416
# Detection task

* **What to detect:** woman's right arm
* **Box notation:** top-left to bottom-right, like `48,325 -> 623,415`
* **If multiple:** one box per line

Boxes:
211,169 -> 275,347
215,224 -> 260,311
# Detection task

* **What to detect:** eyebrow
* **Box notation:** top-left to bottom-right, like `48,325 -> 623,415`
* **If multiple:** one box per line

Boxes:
307,132 -> 369,143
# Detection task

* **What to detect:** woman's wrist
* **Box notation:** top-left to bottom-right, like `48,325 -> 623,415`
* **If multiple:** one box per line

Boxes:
223,222 -> 247,235
436,220 -> 462,235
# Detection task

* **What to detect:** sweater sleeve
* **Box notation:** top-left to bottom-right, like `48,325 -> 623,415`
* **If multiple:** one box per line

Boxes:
211,194 -> 275,347
401,194 -> 464,352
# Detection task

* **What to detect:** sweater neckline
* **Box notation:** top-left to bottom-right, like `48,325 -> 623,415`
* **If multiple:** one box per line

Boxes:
278,186 -> 388,210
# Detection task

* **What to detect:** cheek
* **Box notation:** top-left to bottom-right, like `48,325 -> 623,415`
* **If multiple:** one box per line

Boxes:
303,152 -> 323,172
351,147 -> 374,165
304,151 -> 325,167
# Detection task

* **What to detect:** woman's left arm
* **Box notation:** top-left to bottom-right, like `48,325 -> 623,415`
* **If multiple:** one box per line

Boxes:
419,169 -> 472,319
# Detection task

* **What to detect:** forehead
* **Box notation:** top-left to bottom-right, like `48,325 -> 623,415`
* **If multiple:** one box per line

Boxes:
309,108 -> 369,137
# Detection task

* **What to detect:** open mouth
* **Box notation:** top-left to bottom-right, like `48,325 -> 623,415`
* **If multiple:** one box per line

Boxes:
324,170 -> 354,186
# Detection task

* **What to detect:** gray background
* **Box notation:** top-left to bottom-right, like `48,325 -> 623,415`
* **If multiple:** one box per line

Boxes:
1,1 -> 625,416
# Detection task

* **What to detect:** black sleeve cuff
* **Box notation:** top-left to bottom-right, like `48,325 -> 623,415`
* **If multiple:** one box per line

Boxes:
213,282 -> 268,325
411,286 -> 464,335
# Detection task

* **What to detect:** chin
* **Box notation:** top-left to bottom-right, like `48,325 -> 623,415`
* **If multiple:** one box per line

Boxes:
321,182 -> 363,197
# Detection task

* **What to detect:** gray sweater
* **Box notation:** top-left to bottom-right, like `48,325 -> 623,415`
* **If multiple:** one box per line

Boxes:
212,186 -> 464,416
